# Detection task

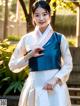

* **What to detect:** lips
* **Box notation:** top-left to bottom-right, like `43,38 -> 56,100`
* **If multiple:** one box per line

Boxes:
39,22 -> 45,24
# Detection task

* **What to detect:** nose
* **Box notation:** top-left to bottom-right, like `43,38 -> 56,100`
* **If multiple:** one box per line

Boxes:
39,15 -> 44,21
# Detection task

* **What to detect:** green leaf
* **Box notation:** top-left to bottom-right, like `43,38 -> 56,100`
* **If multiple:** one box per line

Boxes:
3,82 -> 17,95
18,84 -> 23,92
14,81 -> 20,93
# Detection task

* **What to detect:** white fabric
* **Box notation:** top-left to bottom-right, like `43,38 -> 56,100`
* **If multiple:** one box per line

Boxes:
18,70 -> 71,106
8,24 -> 53,73
35,87 -> 50,106
32,24 -> 53,48
8,24 -> 73,106
55,34 -> 73,84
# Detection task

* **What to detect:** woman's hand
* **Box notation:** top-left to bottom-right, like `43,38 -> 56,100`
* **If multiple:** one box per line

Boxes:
43,78 -> 59,91
32,47 -> 44,57
43,83 -> 53,91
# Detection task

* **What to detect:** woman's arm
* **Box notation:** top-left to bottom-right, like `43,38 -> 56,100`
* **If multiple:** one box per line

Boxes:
8,36 -> 32,73
55,34 -> 73,84
43,35 -> 73,90
9,34 -> 44,73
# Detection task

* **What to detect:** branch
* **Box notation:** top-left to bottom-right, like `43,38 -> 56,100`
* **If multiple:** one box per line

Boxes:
19,0 -> 28,21
72,2 -> 80,7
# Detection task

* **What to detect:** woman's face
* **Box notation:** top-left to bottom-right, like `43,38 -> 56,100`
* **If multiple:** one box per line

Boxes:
33,7 -> 51,32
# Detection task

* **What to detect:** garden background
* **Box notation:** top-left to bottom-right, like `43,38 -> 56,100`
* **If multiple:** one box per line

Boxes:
0,0 -> 80,106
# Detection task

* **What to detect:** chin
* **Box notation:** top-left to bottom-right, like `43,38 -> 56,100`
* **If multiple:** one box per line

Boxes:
41,26 -> 48,30
39,25 -> 48,29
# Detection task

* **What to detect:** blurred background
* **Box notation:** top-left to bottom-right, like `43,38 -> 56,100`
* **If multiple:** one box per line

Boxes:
0,0 -> 80,106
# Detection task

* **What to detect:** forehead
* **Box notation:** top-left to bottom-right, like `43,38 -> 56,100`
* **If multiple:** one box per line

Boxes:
34,7 -> 47,14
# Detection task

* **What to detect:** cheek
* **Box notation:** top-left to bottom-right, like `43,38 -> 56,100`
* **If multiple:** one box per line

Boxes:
33,17 -> 39,23
46,16 -> 51,21
46,16 -> 51,24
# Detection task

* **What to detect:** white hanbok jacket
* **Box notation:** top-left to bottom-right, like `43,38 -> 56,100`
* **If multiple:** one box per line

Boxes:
9,25 -> 73,106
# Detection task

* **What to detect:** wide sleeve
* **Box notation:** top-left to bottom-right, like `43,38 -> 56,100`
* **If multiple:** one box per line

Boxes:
55,35 -> 73,83
8,36 -> 32,73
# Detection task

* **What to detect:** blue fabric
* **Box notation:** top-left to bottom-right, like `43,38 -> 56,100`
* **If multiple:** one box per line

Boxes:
29,32 -> 62,71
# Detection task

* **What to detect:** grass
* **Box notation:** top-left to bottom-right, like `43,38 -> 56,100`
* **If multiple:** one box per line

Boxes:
8,34 -> 76,47
8,35 -> 20,41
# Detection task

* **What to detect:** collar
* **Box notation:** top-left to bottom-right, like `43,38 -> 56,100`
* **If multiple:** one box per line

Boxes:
32,24 -> 54,48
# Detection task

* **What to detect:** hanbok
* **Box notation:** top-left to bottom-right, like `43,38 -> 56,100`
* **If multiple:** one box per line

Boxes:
9,24 -> 73,106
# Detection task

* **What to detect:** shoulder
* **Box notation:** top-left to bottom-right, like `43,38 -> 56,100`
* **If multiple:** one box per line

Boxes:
18,31 -> 34,44
53,32 -> 62,44
21,31 -> 34,40
56,33 -> 69,48
17,31 -> 34,46
54,32 -> 62,38
54,32 -> 67,41
53,32 -> 68,46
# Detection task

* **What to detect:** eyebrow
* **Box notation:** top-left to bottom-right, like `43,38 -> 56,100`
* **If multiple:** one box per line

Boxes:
34,11 -> 47,14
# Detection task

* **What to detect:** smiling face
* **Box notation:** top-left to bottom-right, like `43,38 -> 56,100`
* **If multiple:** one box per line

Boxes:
33,7 -> 51,32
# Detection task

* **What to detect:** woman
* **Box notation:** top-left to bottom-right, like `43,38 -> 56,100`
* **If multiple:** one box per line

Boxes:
9,1 -> 73,106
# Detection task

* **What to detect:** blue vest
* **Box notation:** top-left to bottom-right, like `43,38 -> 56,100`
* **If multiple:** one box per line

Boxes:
29,32 -> 62,71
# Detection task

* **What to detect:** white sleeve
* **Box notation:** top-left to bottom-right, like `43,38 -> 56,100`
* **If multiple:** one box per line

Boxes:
8,36 -> 31,73
55,35 -> 73,83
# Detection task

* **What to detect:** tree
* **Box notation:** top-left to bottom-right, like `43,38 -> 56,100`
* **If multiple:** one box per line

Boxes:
76,6 -> 80,46
65,1 -> 80,46
19,0 -> 28,32
3,0 -> 8,39
73,2 -> 80,46
47,0 -> 76,29
18,0 -> 78,32
19,0 -> 35,32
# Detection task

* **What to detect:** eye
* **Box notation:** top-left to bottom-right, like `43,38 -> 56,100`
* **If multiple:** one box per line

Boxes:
34,14 -> 39,17
43,13 -> 48,16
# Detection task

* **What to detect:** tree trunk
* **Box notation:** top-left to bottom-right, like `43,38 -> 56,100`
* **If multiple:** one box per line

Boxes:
46,0 -> 51,3
27,0 -> 35,32
19,0 -> 35,33
76,7 -> 80,47
51,2 -> 56,30
46,0 -> 56,29
3,0 -> 8,39
19,0 -> 28,32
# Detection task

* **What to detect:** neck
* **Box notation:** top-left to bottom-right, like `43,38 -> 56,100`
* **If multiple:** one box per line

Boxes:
39,25 -> 49,33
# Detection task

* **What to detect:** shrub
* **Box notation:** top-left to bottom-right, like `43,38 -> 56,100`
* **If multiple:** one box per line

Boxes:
0,39 -> 29,95
67,37 -> 76,47
0,37 -> 75,96
8,35 -> 20,41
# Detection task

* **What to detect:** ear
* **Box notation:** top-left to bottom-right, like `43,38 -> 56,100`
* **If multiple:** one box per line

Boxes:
32,18 -> 36,26
32,14 -> 36,26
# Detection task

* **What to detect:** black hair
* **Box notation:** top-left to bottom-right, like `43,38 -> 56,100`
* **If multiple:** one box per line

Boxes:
32,0 -> 51,14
